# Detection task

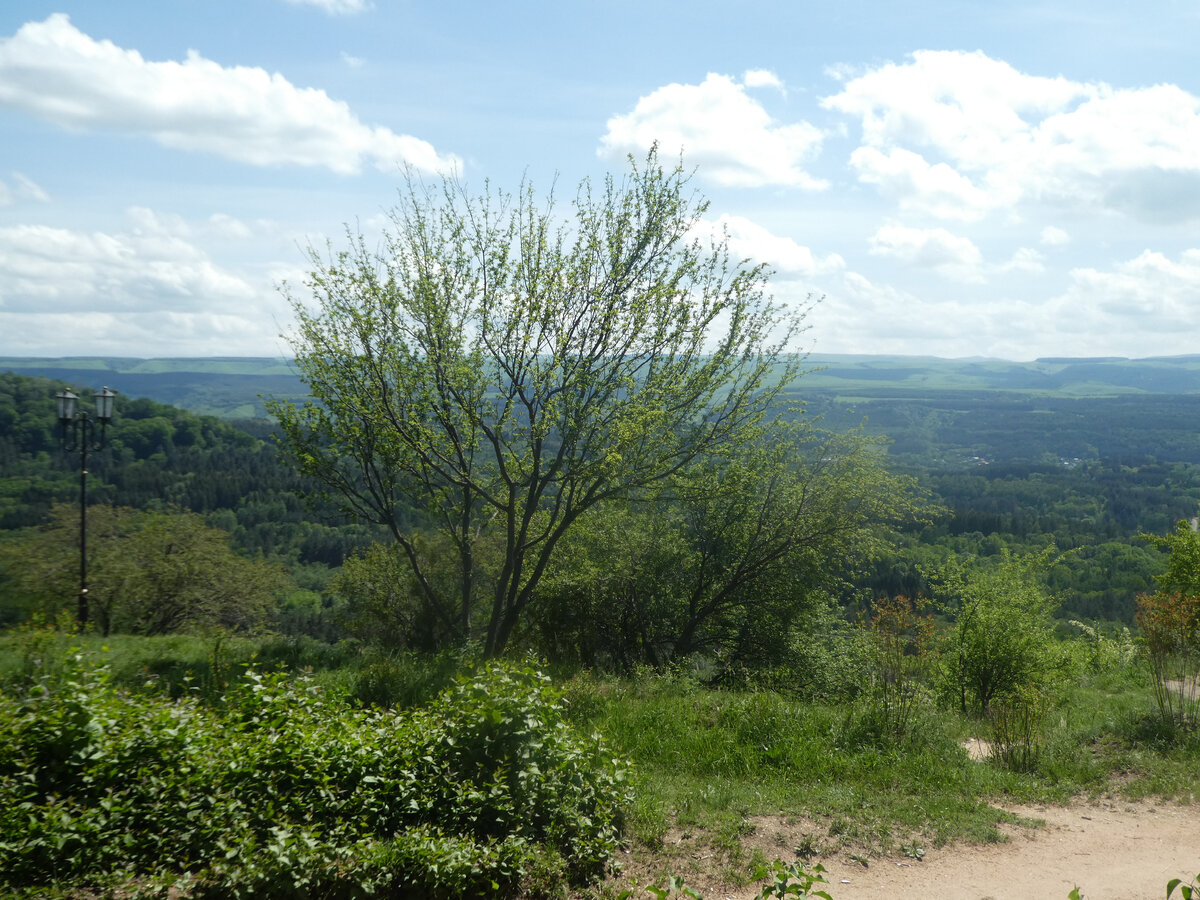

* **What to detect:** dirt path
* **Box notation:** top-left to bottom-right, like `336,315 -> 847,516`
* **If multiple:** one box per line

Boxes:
745,799 -> 1198,900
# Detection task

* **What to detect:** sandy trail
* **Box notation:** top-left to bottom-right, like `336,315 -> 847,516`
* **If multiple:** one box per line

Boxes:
779,799 -> 1198,900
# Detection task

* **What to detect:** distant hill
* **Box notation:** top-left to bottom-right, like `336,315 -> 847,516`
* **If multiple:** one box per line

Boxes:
0,357 -> 305,419
6,353 -> 1200,419
794,354 -> 1200,396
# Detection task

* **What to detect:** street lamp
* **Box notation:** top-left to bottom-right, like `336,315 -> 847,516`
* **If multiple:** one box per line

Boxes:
56,386 -> 117,627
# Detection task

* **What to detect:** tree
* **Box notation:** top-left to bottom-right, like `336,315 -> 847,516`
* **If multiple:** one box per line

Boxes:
934,549 -> 1060,715
270,149 -> 807,655
0,504 -> 286,635
532,423 -> 924,669
1137,520 -> 1200,723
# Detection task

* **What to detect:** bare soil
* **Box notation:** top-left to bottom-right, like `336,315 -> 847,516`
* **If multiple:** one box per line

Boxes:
608,797 -> 1198,900
813,798 -> 1198,900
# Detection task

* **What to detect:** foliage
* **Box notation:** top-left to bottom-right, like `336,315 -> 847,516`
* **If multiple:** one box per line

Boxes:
269,148 -> 806,656
862,595 -> 935,742
0,503 -> 287,636
753,860 -> 832,900
0,373 -> 380,629
1169,872 -> 1200,899
1136,590 -> 1200,727
639,875 -> 703,899
934,549 -> 1062,715
1137,520 -> 1200,726
0,651 -> 631,897
533,423 -> 924,669
988,684 -> 1048,772
1067,620 -> 1138,673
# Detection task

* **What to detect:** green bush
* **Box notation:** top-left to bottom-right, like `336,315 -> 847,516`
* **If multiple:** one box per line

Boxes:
935,550 -> 1062,716
0,652 -> 630,897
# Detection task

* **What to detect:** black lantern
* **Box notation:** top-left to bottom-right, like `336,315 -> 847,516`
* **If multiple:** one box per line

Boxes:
55,386 -> 118,626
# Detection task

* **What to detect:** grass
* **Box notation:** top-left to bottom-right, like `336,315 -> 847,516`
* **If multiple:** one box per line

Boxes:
572,674 -> 1037,852
2,629 -> 1198,896
561,658 -> 1200,894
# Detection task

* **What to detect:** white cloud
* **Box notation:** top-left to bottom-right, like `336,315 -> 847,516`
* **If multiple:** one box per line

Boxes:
205,213 -> 254,240
0,207 -> 293,356
0,172 -> 50,207
1040,226 -> 1071,247
743,69 -> 785,92
848,146 -> 996,221
868,224 -> 984,281
11,172 -> 49,203
1001,247 -> 1045,274
1056,249 -> 1200,327
283,0 -> 371,15
0,14 -> 457,175
340,51 -> 365,69
815,271 -> 989,353
0,309 -> 290,358
824,50 -> 1200,223
600,72 -> 826,189
0,219 -> 255,313
696,214 -> 844,276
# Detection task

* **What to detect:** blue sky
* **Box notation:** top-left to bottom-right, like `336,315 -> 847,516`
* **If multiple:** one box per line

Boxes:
3,1 -> 1200,359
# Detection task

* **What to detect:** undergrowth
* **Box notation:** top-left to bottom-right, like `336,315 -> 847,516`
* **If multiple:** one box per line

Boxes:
0,646 -> 630,898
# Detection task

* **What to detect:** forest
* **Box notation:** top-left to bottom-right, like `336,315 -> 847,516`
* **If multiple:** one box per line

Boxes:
4,368 -> 1195,636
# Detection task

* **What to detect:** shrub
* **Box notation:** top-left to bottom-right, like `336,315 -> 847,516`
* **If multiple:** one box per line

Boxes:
0,651 -> 630,897
988,684 -> 1047,772
1138,521 -> 1200,726
863,596 -> 935,741
1136,589 -> 1200,726
934,550 -> 1061,716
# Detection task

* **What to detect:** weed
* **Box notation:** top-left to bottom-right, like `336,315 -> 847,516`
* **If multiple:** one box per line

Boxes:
864,596 -> 935,742
754,859 -> 832,899
989,685 -> 1047,772
1168,872 -> 1200,899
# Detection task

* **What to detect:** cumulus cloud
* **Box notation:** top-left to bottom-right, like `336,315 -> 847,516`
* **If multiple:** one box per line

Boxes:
1040,226 -> 1071,246
695,214 -> 844,277
848,146 -> 996,221
1057,249 -> 1200,326
813,270 -> 997,354
283,0 -> 371,15
0,14 -> 457,175
0,207 -> 292,356
743,69 -> 785,92
600,72 -> 826,189
1000,247 -> 1045,274
823,50 -> 1200,223
868,224 -> 984,281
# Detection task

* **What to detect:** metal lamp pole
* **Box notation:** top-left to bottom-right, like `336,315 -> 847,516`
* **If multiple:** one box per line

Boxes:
56,386 -> 117,627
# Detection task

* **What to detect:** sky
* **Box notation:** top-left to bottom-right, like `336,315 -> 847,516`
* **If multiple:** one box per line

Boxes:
3,2 -> 1200,361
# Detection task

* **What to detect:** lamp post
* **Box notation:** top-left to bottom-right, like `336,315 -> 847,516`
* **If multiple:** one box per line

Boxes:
56,386 -> 117,627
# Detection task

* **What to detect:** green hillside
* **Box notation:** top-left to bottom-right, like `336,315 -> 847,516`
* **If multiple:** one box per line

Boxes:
0,357 -> 304,418
796,353 -> 1200,396
8,354 -> 1200,421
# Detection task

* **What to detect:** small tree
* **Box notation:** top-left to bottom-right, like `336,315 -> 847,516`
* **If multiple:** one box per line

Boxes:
865,596 -> 935,740
935,549 -> 1060,715
0,504 -> 285,635
1138,520 -> 1200,724
270,149 -> 806,656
